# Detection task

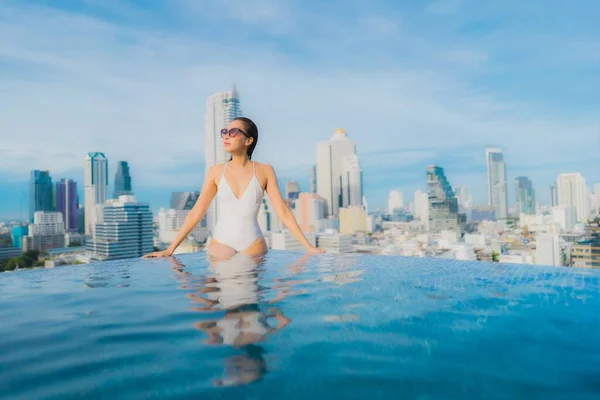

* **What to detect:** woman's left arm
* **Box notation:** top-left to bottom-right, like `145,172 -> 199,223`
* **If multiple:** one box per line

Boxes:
264,164 -> 323,253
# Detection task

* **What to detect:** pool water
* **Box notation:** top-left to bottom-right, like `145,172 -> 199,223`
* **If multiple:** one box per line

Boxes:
1,251 -> 599,399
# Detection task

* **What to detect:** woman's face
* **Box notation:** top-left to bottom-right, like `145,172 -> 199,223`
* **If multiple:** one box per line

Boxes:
222,120 -> 251,155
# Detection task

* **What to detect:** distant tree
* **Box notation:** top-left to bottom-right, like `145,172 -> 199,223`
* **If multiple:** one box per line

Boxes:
492,251 -> 500,262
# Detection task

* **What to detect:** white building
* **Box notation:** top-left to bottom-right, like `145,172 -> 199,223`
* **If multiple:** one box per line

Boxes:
536,234 -> 563,266
414,189 -> 429,223
388,190 -> 404,214
316,128 -> 357,217
593,183 -> 600,215
84,152 -> 108,236
270,230 -> 316,251
341,154 -> 363,207
316,231 -> 353,253
454,185 -> 472,208
339,206 -> 367,234
485,146 -> 508,219
204,86 -> 242,233
86,195 -> 153,260
23,211 -> 66,253
556,173 -> 590,223
552,205 -> 577,232
158,208 -> 208,244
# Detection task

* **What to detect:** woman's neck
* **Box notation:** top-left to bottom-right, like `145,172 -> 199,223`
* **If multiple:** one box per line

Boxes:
229,155 -> 250,167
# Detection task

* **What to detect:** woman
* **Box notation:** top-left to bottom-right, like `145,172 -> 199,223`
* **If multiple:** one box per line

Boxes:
144,117 -> 324,259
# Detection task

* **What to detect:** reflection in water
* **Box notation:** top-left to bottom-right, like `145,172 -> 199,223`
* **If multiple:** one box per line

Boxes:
168,253 -> 305,387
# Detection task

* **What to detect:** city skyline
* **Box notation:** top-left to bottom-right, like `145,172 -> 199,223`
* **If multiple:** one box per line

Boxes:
1,1 -> 599,218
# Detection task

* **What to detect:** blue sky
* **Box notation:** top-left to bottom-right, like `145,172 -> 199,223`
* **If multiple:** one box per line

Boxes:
1,0 -> 599,219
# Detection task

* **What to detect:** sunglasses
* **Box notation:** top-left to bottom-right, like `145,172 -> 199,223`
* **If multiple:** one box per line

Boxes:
220,128 -> 248,138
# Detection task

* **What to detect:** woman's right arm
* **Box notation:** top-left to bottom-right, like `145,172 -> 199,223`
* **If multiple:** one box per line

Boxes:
143,165 -> 219,258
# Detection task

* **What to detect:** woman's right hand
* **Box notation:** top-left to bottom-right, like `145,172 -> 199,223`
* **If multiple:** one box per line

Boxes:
142,249 -> 173,258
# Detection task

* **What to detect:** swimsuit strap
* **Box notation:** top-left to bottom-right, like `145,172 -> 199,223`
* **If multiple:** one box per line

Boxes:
252,161 -> 256,177
223,161 -> 228,178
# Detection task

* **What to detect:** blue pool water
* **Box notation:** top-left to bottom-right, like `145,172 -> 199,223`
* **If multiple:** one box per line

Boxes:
1,251 -> 600,399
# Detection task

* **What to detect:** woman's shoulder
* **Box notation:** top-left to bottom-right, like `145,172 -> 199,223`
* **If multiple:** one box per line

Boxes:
207,163 -> 226,176
253,161 -> 275,174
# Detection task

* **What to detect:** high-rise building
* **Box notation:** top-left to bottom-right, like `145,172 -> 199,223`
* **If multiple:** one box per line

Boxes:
556,173 -> 590,222
170,191 -> 200,211
11,225 -> 28,249
84,152 -> 108,236
310,165 -> 317,193
514,176 -> 536,215
388,190 -> 404,215
536,234 -> 563,266
296,193 -> 326,233
204,86 -> 242,232
485,146 -> 508,219
341,155 -> 363,207
29,170 -> 54,222
55,179 -> 78,232
414,189 -> 429,223
285,181 -> 301,201
86,195 -> 153,260
23,211 -> 66,252
550,183 -> 558,207
592,183 -> 600,215
427,165 -> 466,234
113,161 -> 132,198
316,128 -> 357,217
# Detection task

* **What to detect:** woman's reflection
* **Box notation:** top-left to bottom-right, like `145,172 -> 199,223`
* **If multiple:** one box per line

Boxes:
168,253 -> 300,387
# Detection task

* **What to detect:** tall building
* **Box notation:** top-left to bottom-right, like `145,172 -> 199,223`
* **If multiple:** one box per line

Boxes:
388,190 -> 404,214
285,181 -> 301,201
86,195 -> 153,260
414,190 -> 429,222
23,211 -> 66,253
29,170 -> 54,222
204,86 -> 242,232
84,152 -> 109,236
485,146 -> 508,219
427,165 -> 466,234
310,165 -> 317,193
158,208 -> 208,244
170,191 -> 200,211
593,183 -> 600,215
550,183 -> 558,207
536,234 -> 563,266
55,179 -> 78,232
296,193 -> 326,233
556,173 -> 590,222
514,176 -> 536,215
341,154 -> 363,207
552,205 -> 577,232
316,128 -> 357,217
113,161 -> 132,198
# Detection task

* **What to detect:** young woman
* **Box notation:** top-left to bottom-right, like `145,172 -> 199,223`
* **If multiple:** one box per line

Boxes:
144,117 -> 324,259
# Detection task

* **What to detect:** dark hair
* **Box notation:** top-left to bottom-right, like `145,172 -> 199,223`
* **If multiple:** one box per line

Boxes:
231,117 -> 259,160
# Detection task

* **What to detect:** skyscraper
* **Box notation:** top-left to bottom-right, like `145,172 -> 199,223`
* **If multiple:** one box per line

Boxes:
388,190 -> 404,214
414,189 -> 429,225
454,185 -> 472,208
29,170 -> 53,222
485,146 -> 508,219
556,173 -> 590,222
427,165 -> 466,234
170,191 -> 200,211
310,165 -> 317,193
285,181 -> 301,201
341,154 -> 363,207
514,176 -> 536,215
84,152 -> 109,236
113,161 -> 132,198
550,183 -> 558,207
204,85 -> 242,232
55,179 -> 78,232
86,195 -> 153,260
316,128 -> 357,217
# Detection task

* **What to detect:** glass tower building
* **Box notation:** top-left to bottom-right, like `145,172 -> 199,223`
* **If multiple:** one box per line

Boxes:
427,165 -> 466,234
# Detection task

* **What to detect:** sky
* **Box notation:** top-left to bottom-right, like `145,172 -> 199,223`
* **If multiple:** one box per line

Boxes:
1,0 -> 599,219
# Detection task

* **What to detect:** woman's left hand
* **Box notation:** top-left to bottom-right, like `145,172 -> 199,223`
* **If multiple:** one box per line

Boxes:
306,246 -> 325,255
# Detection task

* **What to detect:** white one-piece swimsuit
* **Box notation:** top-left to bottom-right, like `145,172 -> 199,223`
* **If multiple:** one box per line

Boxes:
212,161 -> 264,252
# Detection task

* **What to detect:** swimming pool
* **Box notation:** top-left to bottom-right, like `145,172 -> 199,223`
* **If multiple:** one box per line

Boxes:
1,251 -> 599,399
